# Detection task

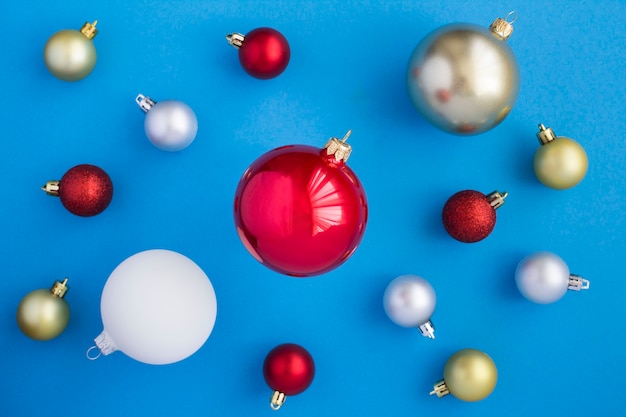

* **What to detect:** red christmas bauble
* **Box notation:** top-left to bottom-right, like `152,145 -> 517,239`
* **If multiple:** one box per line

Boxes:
237,27 -> 290,79
442,190 -> 506,243
263,343 -> 315,396
234,135 -> 367,277
44,164 -> 113,217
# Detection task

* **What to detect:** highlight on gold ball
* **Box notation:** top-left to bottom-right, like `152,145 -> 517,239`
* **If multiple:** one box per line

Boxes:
16,278 -> 70,341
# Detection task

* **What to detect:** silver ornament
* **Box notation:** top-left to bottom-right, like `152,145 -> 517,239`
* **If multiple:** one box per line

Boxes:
515,252 -> 589,304
383,275 -> 436,338
406,13 -> 520,135
136,94 -> 198,152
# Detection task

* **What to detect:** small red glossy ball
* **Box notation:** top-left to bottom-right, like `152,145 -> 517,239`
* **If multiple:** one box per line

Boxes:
442,190 -> 495,243
263,343 -> 315,396
234,145 -> 368,277
59,164 -> 113,216
239,27 -> 290,79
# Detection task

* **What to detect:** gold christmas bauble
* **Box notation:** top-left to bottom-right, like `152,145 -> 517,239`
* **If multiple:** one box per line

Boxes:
443,348 -> 497,402
43,21 -> 98,81
16,279 -> 70,341
533,124 -> 588,190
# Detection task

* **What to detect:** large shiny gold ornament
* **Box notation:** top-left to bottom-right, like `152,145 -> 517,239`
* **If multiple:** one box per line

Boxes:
533,124 -> 588,189
406,12 -> 519,135
16,279 -> 70,341
44,21 -> 98,81
431,348 -> 497,402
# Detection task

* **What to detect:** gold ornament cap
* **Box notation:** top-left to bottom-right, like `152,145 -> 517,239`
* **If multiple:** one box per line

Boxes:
430,380 -> 450,398
226,33 -> 245,49
536,123 -> 558,145
324,130 -> 353,163
270,390 -> 286,410
80,20 -> 98,40
41,180 -> 60,196
50,278 -> 70,298
487,191 -> 508,209
489,11 -> 516,41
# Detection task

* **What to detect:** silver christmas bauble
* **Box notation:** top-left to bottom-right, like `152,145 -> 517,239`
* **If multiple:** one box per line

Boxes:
136,94 -> 198,152
406,15 -> 519,135
515,252 -> 570,304
383,275 -> 436,328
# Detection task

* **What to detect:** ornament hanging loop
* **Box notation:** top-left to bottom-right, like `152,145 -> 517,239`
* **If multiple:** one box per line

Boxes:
341,129 -> 352,142
505,11 -> 518,24
86,346 -> 101,360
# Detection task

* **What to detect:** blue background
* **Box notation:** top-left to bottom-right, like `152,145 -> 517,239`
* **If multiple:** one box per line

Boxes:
1,1 -> 624,416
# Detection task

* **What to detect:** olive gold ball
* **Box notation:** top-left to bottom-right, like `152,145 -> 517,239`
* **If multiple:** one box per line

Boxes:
44,30 -> 97,81
444,349 -> 498,401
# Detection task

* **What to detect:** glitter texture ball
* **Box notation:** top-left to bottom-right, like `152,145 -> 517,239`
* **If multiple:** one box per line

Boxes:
59,164 -> 113,216
442,190 -> 496,243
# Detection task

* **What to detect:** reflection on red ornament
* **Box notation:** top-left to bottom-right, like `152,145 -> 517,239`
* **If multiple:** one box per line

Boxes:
263,343 -> 315,410
442,189 -> 507,243
234,132 -> 367,277
41,164 -> 113,217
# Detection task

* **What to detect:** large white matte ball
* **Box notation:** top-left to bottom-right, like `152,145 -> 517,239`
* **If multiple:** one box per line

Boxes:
383,275 -> 436,327
99,249 -> 217,365
515,252 -> 569,304
144,100 -> 198,151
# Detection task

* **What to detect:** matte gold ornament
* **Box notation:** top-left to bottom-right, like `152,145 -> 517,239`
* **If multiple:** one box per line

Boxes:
16,278 -> 70,341
533,124 -> 588,189
407,12 -> 520,135
430,348 -> 497,402
44,21 -> 98,81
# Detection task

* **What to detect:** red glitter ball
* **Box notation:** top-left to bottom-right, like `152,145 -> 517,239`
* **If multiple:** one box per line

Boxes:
238,27 -> 290,79
442,190 -> 496,243
59,164 -> 113,217
263,343 -> 315,396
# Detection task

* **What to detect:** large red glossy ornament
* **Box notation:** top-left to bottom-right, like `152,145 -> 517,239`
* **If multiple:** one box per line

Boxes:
442,190 -> 507,243
226,27 -> 290,79
263,343 -> 315,410
234,131 -> 368,277
41,164 -> 113,216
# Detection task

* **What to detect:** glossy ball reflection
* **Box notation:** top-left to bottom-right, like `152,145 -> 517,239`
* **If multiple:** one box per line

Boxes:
234,145 -> 367,277
407,23 -> 519,135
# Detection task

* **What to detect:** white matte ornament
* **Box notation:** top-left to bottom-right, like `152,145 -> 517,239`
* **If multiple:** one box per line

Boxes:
383,275 -> 437,338
136,94 -> 198,151
515,252 -> 589,304
89,249 -> 217,365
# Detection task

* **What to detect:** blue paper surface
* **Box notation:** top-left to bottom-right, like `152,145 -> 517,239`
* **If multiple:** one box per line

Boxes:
1,1 -> 624,416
